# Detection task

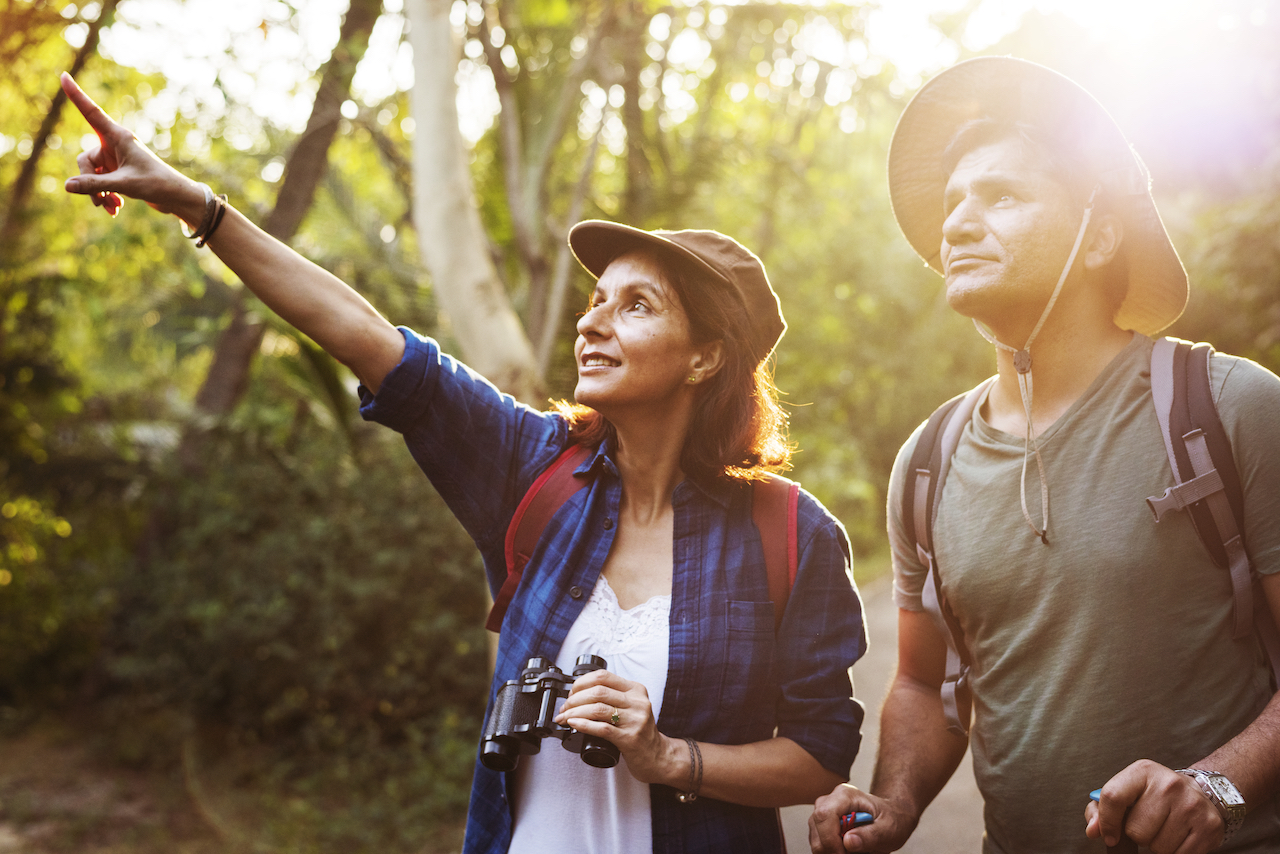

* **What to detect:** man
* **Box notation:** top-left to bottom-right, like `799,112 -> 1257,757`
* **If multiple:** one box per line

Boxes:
810,57 -> 1280,853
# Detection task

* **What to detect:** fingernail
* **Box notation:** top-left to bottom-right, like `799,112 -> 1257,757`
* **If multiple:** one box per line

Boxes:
65,178 -> 80,192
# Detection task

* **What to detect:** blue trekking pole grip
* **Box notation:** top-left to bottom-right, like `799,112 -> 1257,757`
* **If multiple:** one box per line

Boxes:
838,811 -> 874,833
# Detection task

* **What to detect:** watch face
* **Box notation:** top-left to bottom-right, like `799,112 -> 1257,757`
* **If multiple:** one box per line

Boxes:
1206,774 -> 1246,809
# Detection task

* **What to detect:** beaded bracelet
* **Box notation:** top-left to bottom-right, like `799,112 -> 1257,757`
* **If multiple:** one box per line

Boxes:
675,737 -> 703,804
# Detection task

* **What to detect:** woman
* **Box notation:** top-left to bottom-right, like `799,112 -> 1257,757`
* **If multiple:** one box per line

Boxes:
60,73 -> 866,854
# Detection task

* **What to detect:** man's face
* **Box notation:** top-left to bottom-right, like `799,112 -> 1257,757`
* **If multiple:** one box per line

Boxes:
939,135 -> 1084,333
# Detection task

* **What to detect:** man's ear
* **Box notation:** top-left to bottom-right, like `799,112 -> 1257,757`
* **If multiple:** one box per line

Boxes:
690,340 -> 725,382
1084,212 -> 1124,270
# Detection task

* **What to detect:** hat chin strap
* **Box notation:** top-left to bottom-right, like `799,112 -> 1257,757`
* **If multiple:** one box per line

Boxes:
972,184 -> 1100,544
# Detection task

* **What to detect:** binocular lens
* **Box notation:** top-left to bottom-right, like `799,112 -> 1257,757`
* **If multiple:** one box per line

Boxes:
481,739 -> 520,773
579,738 -> 620,769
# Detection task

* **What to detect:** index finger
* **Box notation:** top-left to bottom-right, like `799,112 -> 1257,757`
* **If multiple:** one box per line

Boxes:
60,73 -> 119,138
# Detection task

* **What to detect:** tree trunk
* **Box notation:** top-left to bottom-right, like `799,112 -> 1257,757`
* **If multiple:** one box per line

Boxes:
617,2 -> 653,223
189,0 -> 384,423
405,0 -> 543,405
537,112 -> 605,378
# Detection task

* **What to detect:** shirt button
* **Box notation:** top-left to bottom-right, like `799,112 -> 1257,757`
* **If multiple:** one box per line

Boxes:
569,586 -> 584,599
603,518 -> 614,530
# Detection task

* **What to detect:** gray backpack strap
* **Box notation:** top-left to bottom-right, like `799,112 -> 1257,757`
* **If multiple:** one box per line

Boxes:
1147,338 -> 1251,638
1146,338 -> 1280,687
1147,342 -> 1230,523
912,378 -> 993,737
1184,429 -> 1253,639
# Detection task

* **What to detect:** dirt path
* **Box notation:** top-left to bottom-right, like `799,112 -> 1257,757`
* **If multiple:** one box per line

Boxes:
0,719 -> 466,853
0,720 -> 223,854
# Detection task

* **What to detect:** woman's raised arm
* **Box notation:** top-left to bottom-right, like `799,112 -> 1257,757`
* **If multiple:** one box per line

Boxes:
60,72 -> 405,392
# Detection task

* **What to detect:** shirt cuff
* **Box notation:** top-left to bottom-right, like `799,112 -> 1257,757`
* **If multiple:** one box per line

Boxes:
358,327 -> 440,433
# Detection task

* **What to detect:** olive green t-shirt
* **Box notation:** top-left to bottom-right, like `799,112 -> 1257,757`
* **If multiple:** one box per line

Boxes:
889,334 -> 1280,853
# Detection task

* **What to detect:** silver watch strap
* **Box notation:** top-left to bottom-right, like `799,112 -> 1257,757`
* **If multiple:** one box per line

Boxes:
1175,768 -> 1246,841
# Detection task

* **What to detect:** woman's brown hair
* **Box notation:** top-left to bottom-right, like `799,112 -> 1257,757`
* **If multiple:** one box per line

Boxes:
551,254 -> 791,482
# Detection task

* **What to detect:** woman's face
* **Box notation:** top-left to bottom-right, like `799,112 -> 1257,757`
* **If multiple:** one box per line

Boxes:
573,251 -> 715,417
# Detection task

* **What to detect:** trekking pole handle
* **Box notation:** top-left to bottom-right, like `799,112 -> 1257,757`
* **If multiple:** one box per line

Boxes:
838,811 -> 874,833
1090,789 -> 1138,854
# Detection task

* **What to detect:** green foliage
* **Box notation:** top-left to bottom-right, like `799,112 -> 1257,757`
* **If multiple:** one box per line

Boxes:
7,1 -> 1280,846
0,482 -> 132,714
99,419 -> 487,847
1171,174 -> 1280,373
105,419 -> 488,745
0,494 -> 73,692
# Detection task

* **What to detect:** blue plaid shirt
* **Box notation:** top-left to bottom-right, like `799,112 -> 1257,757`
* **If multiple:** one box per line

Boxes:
360,329 -> 866,854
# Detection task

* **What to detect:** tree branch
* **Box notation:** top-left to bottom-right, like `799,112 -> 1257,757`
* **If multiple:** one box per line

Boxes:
1,0 -> 120,257
478,1 -> 536,263
525,5 -> 615,216
190,0 -> 384,422
537,108 -> 607,376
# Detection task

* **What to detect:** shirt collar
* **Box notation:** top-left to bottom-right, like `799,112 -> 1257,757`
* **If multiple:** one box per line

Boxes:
578,440 -> 739,508
679,473 -> 737,508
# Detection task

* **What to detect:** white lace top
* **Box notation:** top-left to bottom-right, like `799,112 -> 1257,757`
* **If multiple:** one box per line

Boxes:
508,575 -> 671,854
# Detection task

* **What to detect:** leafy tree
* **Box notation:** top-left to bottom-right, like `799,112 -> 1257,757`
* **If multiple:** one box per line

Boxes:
18,1 -> 1280,845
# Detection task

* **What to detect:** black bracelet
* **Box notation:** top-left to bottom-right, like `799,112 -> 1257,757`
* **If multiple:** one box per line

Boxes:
675,737 -> 702,804
195,194 -> 228,248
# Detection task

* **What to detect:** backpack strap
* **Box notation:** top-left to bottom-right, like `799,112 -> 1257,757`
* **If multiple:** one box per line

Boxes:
906,377 -> 994,737
1147,338 -> 1252,638
488,447 -> 802,635
486,443 -> 594,632
752,475 -> 801,633
1147,338 -> 1280,685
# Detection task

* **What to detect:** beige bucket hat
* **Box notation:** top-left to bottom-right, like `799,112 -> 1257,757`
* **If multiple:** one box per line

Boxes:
888,56 -> 1188,336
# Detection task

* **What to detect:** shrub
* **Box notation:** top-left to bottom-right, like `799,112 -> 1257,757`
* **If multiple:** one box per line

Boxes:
99,420 -> 489,847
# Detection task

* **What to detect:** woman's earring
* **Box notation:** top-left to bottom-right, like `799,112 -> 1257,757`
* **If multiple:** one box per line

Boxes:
688,375 -> 697,383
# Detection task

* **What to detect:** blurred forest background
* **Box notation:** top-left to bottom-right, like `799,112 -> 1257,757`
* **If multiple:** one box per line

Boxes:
2,0 -> 1279,850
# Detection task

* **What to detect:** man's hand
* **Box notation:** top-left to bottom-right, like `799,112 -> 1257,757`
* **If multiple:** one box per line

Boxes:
1085,760 -> 1225,854
808,783 -> 915,853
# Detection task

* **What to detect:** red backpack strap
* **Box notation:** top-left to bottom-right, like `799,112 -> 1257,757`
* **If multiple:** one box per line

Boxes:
752,475 -> 801,633
486,443 -> 594,632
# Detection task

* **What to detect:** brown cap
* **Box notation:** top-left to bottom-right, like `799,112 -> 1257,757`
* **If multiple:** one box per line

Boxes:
568,220 -> 786,362
888,56 -> 1188,336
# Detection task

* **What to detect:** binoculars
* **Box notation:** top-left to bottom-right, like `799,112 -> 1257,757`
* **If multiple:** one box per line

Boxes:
480,655 -> 621,772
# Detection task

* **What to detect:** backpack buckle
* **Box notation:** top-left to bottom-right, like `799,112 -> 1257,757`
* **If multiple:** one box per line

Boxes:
1146,467 -> 1225,522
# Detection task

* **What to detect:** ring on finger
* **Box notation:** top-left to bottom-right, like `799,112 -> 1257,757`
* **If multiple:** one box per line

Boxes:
609,707 -> 621,726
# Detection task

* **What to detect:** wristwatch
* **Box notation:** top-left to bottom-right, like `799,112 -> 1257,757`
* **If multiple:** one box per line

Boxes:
1176,768 -> 1246,841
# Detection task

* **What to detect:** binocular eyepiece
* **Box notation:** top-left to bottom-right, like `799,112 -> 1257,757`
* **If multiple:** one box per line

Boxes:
480,654 -> 620,773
